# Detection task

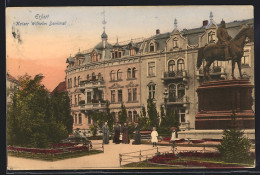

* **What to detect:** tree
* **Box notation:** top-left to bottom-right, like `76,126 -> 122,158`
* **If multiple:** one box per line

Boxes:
118,103 -> 127,124
159,109 -> 179,134
139,106 -> 150,130
7,74 -> 73,148
147,98 -> 159,128
217,129 -> 252,163
105,101 -> 114,132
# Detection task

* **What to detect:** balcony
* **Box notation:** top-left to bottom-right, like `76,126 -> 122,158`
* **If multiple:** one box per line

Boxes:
197,67 -> 226,78
166,96 -> 189,105
162,70 -> 188,82
79,79 -> 105,90
79,102 -> 106,111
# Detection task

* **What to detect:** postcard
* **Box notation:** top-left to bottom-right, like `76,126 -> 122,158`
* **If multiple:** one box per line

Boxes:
6,6 -> 255,170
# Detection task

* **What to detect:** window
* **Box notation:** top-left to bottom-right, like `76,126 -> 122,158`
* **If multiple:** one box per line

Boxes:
70,95 -> 72,105
87,92 -> 91,104
127,68 -> 131,79
168,60 -> 175,72
78,76 -> 80,86
179,108 -> 186,123
169,84 -> 176,102
150,43 -> 155,52
98,73 -> 102,80
148,85 -> 155,99
133,88 -> 137,101
74,77 -> 76,87
173,38 -> 178,48
79,114 -> 82,124
111,90 -> 115,103
75,95 -> 77,105
87,74 -> 89,81
128,111 -> 132,122
177,59 -> 185,71
110,70 -> 116,81
242,49 -> 250,66
117,69 -> 122,80
178,84 -> 185,99
128,88 -> 132,102
208,31 -> 215,43
130,49 -> 135,56
148,62 -> 155,76
92,72 -> 96,81
88,116 -> 91,124
68,79 -> 70,89
118,90 -> 122,103
78,94 -> 81,103
132,67 -> 136,78
74,114 -> 77,124
133,111 -> 138,122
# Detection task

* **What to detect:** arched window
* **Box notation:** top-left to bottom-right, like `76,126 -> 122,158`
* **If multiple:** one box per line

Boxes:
127,68 -> 131,79
132,67 -> 136,78
133,111 -> 138,122
98,73 -> 102,80
168,60 -> 175,72
78,114 -> 82,124
117,69 -> 122,80
169,84 -> 176,102
92,72 -> 96,81
150,43 -> 155,52
177,84 -> 185,99
177,59 -> 185,71
110,70 -> 116,81
128,111 -> 132,122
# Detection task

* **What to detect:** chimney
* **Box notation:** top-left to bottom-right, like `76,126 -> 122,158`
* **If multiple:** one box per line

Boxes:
203,20 -> 208,27
156,29 -> 160,35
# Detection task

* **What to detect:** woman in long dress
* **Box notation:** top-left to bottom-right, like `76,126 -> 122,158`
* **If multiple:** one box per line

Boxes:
151,127 -> 158,147
113,122 -> 121,144
122,122 -> 130,144
132,121 -> 141,145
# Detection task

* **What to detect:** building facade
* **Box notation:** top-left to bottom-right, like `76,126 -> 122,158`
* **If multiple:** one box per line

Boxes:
65,13 -> 254,135
6,73 -> 19,105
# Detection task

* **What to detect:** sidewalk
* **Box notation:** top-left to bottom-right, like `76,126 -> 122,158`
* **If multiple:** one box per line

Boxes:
8,140 -> 174,170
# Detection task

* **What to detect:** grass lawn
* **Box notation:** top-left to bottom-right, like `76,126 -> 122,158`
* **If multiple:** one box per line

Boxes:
122,161 -> 185,169
8,150 -> 103,161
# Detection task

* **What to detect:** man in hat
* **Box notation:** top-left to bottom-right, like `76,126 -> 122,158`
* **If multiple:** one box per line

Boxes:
132,121 -> 141,145
216,19 -> 232,60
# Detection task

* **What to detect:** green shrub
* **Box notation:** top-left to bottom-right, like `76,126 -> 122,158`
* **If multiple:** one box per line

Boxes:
217,129 -> 252,163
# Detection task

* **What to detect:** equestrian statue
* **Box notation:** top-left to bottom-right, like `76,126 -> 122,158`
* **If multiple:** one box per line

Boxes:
197,20 -> 254,80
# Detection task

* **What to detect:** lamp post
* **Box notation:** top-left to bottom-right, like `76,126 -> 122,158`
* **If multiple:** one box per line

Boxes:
163,88 -> 169,116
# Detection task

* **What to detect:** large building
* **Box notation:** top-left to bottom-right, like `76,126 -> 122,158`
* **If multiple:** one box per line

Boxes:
65,13 -> 254,137
6,73 -> 19,105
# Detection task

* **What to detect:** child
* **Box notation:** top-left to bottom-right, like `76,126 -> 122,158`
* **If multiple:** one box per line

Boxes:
151,127 -> 158,147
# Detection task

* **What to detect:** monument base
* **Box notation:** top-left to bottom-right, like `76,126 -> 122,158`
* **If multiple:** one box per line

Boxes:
195,79 -> 254,130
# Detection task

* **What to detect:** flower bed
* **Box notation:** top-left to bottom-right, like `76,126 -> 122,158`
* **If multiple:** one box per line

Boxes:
147,152 -> 246,168
8,145 -> 89,155
50,143 -> 76,148
162,137 -> 171,142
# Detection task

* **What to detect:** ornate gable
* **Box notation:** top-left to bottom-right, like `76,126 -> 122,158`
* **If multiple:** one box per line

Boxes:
109,83 -> 124,89
126,81 -> 139,88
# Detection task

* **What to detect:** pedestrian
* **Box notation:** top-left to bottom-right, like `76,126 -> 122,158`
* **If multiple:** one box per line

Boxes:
122,122 -> 130,144
151,127 -> 158,147
170,127 -> 177,153
132,121 -> 141,145
102,122 -> 110,144
113,122 -> 121,144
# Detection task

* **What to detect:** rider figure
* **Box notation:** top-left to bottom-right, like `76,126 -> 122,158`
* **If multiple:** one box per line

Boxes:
217,20 -> 232,60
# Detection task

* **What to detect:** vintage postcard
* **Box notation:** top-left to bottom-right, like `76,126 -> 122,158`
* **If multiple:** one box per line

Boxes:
6,6 -> 255,170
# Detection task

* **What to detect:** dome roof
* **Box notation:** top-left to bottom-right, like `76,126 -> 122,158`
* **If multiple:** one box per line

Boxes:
101,31 -> 108,39
94,41 -> 113,50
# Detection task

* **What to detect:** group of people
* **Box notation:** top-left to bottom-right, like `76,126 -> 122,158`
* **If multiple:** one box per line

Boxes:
102,121 -> 142,145
102,121 -> 177,147
150,127 -> 177,147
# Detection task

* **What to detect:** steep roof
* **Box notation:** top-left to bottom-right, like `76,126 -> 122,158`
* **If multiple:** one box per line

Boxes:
51,81 -> 67,95
6,73 -> 19,84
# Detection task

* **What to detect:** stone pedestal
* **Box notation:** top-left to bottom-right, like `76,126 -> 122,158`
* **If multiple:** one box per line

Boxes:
195,79 -> 254,130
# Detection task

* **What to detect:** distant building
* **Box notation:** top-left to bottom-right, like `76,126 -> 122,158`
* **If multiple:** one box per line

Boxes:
6,73 -> 19,104
51,81 -> 67,95
65,12 -> 254,137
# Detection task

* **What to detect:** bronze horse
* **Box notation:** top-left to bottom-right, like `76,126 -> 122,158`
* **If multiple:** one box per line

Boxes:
197,26 -> 254,80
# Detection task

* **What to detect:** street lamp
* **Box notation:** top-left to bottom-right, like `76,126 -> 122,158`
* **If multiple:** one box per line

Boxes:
163,88 -> 169,115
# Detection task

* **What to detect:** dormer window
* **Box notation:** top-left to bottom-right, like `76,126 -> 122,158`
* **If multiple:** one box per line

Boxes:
208,31 -> 215,43
173,38 -> 178,48
150,43 -> 155,52
112,51 -> 122,59
130,49 -> 135,56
